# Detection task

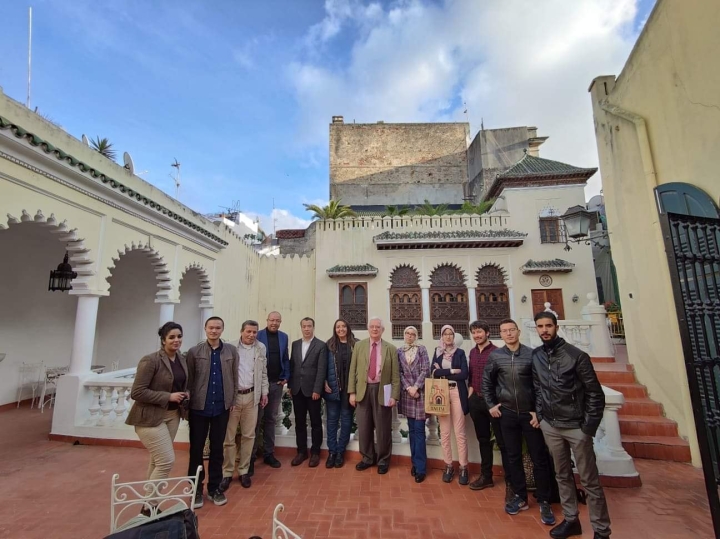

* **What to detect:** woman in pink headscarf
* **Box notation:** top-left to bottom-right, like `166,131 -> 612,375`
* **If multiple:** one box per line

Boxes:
431,324 -> 470,485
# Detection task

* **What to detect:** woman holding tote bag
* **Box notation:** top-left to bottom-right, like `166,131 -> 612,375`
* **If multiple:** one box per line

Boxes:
431,324 -> 470,485
398,326 -> 430,483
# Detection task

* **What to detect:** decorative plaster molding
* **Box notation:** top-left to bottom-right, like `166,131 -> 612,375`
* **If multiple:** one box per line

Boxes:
181,262 -> 213,306
2,208 -> 95,292
108,242 -> 172,302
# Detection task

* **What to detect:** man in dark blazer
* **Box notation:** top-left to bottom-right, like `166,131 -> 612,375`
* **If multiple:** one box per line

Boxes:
253,311 -> 290,471
288,317 -> 327,467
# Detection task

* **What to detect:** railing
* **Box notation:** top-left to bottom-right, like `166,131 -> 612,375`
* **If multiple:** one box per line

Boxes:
314,214 -> 510,232
607,311 -> 625,339
83,369 -> 135,427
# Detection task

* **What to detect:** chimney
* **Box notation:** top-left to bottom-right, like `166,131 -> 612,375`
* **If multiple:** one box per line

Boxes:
332,116 -> 344,124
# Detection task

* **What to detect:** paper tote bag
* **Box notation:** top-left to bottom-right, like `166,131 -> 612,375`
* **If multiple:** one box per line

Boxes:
424,378 -> 450,416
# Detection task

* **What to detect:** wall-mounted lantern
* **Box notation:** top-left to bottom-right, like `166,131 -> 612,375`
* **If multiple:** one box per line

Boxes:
48,252 -> 77,292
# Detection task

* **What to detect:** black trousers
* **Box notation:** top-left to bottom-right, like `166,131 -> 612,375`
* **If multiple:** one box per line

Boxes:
468,393 -> 511,481
292,391 -> 323,454
500,408 -> 552,503
188,409 -> 229,494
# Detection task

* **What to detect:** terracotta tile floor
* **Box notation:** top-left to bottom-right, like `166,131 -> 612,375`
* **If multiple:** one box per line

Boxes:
0,406 -> 714,539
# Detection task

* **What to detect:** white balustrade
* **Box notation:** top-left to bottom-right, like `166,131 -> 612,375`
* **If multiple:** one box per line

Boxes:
426,415 -> 440,445
82,368 -> 136,427
391,408 -> 402,443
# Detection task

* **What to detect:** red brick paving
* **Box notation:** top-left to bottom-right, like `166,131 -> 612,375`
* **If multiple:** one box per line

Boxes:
0,406 -> 714,539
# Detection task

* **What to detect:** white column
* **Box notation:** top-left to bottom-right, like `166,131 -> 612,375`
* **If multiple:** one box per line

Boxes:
421,287 -> 433,340
159,302 -> 175,326
426,415 -> 440,445
468,287 -> 478,321
69,295 -> 100,374
200,306 -> 213,326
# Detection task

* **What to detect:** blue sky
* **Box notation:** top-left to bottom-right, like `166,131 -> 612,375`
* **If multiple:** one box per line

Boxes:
0,0 -> 656,232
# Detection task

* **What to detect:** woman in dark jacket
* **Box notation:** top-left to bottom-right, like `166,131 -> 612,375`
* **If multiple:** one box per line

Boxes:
431,324 -> 469,485
126,321 -> 189,485
323,318 -> 357,469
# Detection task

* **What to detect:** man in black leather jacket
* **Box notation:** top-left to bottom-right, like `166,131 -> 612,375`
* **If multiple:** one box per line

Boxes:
532,311 -> 611,539
482,319 -> 555,525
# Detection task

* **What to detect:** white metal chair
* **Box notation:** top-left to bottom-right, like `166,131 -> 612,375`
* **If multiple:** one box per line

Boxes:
110,466 -> 202,533
273,504 -> 302,539
16,362 -> 43,409
40,366 -> 69,413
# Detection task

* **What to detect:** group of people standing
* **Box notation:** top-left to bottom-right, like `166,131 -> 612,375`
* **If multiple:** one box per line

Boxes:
125,310 -> 611,539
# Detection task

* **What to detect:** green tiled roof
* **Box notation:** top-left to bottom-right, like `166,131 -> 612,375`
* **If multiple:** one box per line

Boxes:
0,115 -> 228,246
375,229 -> 527,241
497,152 -> 597,179
521,259 -> 575,273
326,264 -> 378,277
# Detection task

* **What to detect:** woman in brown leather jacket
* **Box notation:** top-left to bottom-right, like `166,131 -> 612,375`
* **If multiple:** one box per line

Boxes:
126,321 -> 189,482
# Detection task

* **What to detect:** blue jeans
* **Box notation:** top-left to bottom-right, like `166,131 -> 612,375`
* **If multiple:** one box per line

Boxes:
406,417 -> 427,475
325,393 -> 353,454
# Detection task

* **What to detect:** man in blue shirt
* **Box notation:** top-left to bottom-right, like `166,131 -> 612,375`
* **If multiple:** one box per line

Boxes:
186,316 -> 239,508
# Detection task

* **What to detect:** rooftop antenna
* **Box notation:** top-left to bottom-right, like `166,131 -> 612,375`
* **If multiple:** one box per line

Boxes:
272,198 -> 277,236
26,7 -> 32,108
170,158 -> 181,199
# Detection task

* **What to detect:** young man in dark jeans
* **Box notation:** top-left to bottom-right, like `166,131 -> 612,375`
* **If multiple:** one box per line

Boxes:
467,320 -> 512,500
482,318 -> 555,525
533,312 -> 611,539
186,316 -> 238,508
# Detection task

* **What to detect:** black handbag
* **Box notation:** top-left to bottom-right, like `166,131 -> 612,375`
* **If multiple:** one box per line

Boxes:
104,508 -> 199,539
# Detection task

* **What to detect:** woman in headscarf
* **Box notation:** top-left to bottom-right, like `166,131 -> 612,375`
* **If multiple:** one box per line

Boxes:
431,324 -> 470,485
324,318 -> 358,469
398,326 -> 430,483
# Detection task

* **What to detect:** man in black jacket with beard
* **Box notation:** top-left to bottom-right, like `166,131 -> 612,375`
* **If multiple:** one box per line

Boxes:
482,318 -> 555,526
532,311 -> 611,539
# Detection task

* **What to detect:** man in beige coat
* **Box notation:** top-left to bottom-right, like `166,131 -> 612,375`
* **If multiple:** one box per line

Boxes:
348,317 -> 400,474
219,320 -> 268,492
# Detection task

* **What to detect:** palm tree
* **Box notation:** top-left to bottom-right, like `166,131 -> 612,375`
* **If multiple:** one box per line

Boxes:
90,137 -> 117,160
303,200 -> 356,220
454,199 -> 495,215
383,205 -> 410,216
414,199 -> 449,216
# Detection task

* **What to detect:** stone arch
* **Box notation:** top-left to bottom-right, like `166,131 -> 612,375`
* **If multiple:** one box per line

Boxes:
181,262 -> 213,307
107,241 -> 171,302
1,209 -> 95,291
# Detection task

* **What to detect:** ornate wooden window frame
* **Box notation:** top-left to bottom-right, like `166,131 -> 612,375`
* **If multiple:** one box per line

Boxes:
475,264 -> 511,338
389,265 -> 423,341
429,263 -> 469,339
339,282 -> 368,330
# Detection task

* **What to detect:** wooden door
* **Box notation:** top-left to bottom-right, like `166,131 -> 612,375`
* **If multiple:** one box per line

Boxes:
531,289 -> 565,320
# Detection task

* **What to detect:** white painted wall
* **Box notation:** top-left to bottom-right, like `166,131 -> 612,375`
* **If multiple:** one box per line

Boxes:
0,223 -> 78,405
94,251 -> 160,370
176,270 -> 202,348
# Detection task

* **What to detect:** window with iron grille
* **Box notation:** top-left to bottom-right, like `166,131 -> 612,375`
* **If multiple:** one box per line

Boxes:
339,282 -> 368,330
539,217 -> 566,243
475,264 -> 511,338
389,264 -> 423,341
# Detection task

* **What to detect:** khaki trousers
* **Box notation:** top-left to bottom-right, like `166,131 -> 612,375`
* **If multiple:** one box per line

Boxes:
541,421 -> 611,537
439,386 -> 468,466
135,409 -> 181,480
222,392 -> 258,477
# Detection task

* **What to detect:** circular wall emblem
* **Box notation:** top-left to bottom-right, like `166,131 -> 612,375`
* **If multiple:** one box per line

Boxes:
539,274 -> 553,287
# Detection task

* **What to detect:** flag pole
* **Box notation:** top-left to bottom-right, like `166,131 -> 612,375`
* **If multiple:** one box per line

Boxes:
27,7 -> 32,109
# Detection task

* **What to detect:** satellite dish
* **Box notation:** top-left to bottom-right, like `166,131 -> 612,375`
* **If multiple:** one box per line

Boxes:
123,152 -> 135,174
81,134 -> 89,146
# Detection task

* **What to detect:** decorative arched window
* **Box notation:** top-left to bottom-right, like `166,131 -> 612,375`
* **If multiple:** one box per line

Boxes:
339,282 -> 368,330
389,265 -> 422,340
475,264 -> 510,337
430,264 -> 469,338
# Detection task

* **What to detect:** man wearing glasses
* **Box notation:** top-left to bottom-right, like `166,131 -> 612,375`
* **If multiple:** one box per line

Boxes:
482,318 -> 555,526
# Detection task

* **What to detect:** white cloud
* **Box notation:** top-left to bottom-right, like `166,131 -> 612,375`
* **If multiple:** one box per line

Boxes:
290,0 -> 641,198
246,208 -> 312,234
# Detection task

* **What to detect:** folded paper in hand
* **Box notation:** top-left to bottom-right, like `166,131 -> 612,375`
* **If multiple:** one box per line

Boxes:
383,384 -> 392,406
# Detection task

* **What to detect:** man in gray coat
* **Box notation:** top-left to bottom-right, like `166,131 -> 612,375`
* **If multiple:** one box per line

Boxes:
288,317 -> 327,468
219,320 -> 268,492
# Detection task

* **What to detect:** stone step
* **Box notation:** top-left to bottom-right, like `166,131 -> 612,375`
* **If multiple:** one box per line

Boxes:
619,398 -> 665,417
605,382 -> 649,399
596,369 -> 637,384
591,357 -> 616,364
621,435 -> 692,462
619,415 -> 679,437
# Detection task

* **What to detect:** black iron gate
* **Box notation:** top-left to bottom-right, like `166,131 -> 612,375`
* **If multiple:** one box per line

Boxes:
662,212 -> 720,534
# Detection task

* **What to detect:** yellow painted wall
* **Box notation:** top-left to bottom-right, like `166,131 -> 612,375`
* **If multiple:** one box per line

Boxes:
589,0 -> 720,465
